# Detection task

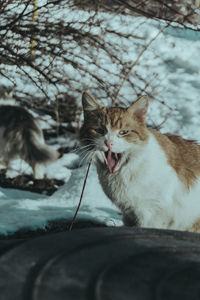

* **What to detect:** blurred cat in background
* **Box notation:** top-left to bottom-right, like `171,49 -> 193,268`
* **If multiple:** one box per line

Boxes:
0,96 -> 59,179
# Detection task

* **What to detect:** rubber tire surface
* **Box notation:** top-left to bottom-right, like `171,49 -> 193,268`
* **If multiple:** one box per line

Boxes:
0,227 -> 200,300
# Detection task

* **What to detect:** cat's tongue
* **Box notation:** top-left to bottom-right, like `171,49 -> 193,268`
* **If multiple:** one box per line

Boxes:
103,150 -> 120,174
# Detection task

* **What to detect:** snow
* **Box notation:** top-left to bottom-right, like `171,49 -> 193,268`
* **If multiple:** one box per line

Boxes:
0,165 -> 122,235
0,153 -> 78,182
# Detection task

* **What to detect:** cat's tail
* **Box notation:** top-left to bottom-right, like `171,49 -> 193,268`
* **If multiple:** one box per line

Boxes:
23,129 -> 60,165
24,129 -> 60,179
15,126 -> 60,179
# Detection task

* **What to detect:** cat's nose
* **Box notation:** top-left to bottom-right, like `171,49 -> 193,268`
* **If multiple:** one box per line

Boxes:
105,140 -> 113,149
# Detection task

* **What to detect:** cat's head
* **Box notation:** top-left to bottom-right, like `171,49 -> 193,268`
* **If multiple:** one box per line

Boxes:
80,92 -> 149,173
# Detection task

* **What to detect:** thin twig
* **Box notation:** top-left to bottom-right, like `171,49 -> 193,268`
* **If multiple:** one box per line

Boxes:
112,23 -> 169,105
0,0 -> 32,40
69,160 -> 92,231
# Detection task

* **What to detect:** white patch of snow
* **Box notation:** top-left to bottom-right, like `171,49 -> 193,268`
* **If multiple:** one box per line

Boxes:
0,165 -> 122,235
1,153 -> 80,182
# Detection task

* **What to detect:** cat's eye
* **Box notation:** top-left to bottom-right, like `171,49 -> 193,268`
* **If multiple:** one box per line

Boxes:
119,130 -> 129,136
94,128 -> 105,135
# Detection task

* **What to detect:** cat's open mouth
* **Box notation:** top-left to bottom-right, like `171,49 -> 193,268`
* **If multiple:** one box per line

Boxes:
101,150 -> 121,174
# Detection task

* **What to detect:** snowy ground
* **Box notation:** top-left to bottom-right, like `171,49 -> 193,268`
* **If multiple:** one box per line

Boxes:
0,10 -> 200,235
0,162 -> 122,235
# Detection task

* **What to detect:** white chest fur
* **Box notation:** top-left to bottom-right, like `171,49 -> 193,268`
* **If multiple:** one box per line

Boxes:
96,133 -> 200,231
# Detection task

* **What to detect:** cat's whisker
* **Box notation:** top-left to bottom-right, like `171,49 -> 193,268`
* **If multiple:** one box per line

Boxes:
77,147 -> 95,158
78,150 -> 91,166
79,154 -> 90,167
87,151 -> 95,164
79,150 -> 95,167
76,145 -> 97,158
69,144 -> 96,160
70,147 -> 81,154
79,144 -> 96,150
70,144 -> 93,154
80,138 -> 97,143
76,143 -> 97,151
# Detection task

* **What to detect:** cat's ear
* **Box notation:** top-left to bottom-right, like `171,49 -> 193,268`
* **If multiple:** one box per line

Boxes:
127,95 -> 148,123
82,92 -> 100,112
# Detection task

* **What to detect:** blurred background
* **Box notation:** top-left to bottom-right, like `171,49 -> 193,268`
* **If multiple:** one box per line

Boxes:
1,0 -> 200,143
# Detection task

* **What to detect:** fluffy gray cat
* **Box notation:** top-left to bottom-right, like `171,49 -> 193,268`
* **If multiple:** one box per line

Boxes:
0,105 -> 59,179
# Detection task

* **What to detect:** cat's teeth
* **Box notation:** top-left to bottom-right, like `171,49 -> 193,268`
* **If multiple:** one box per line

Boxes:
101,151 -> 121,174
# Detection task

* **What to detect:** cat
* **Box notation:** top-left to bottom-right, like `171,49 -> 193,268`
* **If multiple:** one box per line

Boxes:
0,104 -> 59,179
80,91 -> 200,232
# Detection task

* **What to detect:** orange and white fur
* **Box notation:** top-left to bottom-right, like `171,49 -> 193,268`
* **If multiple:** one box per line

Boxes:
80,92 -> 200,232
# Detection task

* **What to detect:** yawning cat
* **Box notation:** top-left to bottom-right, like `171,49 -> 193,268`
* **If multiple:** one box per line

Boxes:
80,91 -> 200,232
